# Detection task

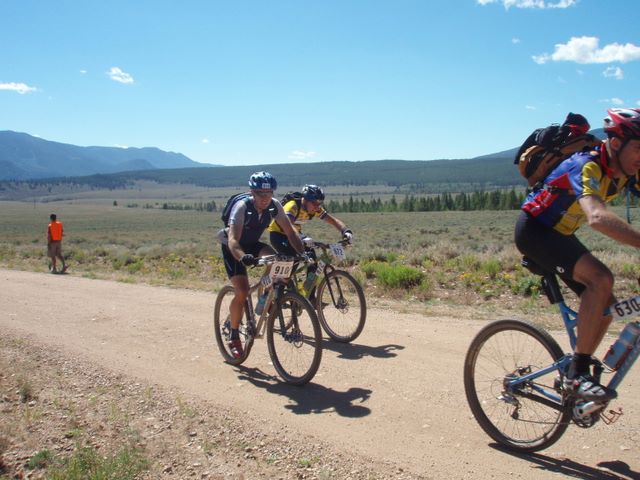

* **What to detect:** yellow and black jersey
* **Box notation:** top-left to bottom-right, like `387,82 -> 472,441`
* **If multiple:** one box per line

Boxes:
268,199 -> 328,234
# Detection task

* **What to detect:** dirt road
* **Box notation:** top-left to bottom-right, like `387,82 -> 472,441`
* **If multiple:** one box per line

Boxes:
1,268 -> 639,479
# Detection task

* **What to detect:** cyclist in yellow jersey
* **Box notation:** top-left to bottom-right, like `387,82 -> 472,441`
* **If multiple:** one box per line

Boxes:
268,185 -> 353,293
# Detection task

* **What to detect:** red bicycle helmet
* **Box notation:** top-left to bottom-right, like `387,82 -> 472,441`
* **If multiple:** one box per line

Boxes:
604,108 -> 640,140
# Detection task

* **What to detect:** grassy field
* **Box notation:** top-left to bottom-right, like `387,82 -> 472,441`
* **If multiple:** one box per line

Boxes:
2,197 -> 640,319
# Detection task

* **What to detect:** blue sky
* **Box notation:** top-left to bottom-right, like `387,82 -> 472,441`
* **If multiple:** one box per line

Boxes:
2,0 -> 639,166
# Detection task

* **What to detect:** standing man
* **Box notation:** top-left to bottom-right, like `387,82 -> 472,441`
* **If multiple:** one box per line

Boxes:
47,213 -> 66,274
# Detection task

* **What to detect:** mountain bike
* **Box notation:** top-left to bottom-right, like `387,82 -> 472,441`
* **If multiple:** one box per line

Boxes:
290,238 -> 366,343
213,254 -> 322,386
464,256 -> 639,452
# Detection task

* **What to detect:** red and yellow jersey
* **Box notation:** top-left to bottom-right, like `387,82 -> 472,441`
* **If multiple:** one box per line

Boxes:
268,199 -> 327,234
522,147 -> 633,235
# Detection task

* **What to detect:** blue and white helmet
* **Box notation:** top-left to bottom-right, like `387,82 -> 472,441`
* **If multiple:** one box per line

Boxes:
248,171 -> 277,190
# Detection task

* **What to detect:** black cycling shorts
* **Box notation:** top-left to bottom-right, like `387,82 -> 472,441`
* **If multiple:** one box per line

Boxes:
514,211 -> 588,296
221,242 -> 269,279
270,231 -> 296,256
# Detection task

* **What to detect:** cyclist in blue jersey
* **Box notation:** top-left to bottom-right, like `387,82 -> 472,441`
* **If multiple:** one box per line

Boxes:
217,171 -> 304,358
515,108 -> 640,401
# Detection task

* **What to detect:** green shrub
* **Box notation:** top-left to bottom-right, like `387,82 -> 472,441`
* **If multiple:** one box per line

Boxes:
513,275 -> 540,297
374,263 -> 424,289
47,445 -> 148,480
481,259 -> 502,279
27,449 -> 53,470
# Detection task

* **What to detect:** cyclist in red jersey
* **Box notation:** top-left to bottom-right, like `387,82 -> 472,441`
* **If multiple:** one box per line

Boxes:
516,108 -> 640,401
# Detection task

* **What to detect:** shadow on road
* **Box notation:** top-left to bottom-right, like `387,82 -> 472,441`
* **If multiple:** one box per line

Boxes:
491,444 -> 639,479
319,339 -> 404,360
235,365 -> 372,418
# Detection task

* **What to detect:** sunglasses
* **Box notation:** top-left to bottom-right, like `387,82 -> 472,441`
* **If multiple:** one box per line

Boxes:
252,190 -> 273,198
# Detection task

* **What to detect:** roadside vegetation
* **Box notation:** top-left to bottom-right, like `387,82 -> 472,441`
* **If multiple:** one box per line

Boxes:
2,199 -> 640,319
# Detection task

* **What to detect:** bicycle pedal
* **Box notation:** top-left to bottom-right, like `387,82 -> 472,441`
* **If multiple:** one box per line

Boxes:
600,406 -> 624,425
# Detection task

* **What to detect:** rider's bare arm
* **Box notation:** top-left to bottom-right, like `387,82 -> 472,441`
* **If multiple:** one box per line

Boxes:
580,195 -> 640,248
227,222 -> 246,261
277,217 -> 304,254
323,213 -> 347,233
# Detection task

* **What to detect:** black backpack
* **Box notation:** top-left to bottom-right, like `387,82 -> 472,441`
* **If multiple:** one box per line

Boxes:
514,113 -> 599,187
221,192 -> 251,226
281,191 -> 304,207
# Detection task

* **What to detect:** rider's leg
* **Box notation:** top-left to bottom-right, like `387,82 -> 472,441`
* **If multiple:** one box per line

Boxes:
229,275 -> 250,331
571,252 -> 614,356
565,253 -> 617,400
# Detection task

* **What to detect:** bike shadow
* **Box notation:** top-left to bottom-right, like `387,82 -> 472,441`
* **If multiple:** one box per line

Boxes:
235,365 -> 372,418
319,339 -> 404,360
490,444 -> 639,479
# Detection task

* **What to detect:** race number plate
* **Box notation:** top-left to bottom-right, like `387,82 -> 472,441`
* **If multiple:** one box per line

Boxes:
610,295 -> 640,321
269,260 -> 294,281
329,243 -> 346,261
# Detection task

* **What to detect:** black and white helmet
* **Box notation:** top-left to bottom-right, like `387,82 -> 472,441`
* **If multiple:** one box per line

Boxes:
302,184 -> 325,201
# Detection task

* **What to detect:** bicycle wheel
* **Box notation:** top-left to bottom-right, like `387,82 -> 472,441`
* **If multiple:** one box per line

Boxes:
213,285 -> 254,365
463,319 -> 571,452
315,270 -> 366,343
267,291 -> 322,385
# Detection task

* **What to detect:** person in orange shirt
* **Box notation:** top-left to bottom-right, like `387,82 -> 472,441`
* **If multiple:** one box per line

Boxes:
47,213 -> 66,274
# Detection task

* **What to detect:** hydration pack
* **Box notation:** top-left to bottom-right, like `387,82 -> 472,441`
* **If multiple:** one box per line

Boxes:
514,113 -> 599,187
220,193 -> 251,226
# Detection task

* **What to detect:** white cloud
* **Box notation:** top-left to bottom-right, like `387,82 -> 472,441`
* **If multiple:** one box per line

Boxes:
512,38 -> 521,44
534,36 -> 640,64
600,98 -> 625,106
115,144 -> 129,149
201,138 -> 210,144
477,0 -> 577,9
525,105 -> 536,110
107,67 -> 134,84
603,66 -> 624,80
288,150 -> 317,160
0,82 -> 37,94
80,69 -> 87,74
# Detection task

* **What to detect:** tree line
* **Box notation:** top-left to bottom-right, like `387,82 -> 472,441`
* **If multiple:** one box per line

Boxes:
325,189 -> 525,213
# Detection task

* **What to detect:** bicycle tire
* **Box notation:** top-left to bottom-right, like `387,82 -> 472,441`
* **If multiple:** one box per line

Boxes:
315,270 -> 366,343
267,290 -> 322,385
463,319 -> 571,452
213,285 -> 254,365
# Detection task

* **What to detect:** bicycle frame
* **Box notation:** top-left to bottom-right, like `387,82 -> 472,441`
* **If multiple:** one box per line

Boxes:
297,240 -> 349,300
505,272 -> 640,404
244,253 -> 309,340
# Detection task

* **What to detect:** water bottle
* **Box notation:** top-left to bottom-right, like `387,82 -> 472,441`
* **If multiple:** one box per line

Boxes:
296,279 -> 307,298
603,321 -> 640,370
255,291 -> 268,315
303,271 -> 317,294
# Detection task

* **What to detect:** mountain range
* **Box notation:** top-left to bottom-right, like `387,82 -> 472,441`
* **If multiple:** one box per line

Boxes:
0,131 -> 205,180
0,128 -> 606,183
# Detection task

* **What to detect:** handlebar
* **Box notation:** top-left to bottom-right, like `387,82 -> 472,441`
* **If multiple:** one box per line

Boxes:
312,238 -> 352,250
255,253 -> 310,267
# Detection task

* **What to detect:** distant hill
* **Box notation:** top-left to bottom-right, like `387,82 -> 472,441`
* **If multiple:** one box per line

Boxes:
0,131 -> 206,180
0,128 -> 608,192
472,128 -> 606,161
